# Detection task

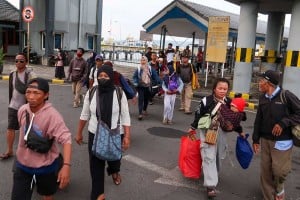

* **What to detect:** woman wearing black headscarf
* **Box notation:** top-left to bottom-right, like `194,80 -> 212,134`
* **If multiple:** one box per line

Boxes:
75,65 -> 131,200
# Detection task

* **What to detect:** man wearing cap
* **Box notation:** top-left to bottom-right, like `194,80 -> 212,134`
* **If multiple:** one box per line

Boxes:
165,43 -> 175,68
253,70 -> 300,200
68,47 -> 88,108
11,78 -> 72,199
89,54 -> 104,88
1,53 -> 36,160
176,52 -> 197,114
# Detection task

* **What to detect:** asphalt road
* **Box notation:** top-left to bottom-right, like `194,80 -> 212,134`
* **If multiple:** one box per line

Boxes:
0,81 -> 300,200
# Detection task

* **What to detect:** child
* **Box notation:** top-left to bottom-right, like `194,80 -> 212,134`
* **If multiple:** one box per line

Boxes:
161,72 -> 183,124
219,97 -> 247,138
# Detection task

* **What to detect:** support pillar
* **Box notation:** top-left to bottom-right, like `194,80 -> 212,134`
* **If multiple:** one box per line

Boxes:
96,0 -> 103,54
283,0 -> 300,98
232,1 -> 258,95
262,12 -> 285,71
45,0 -> 55,62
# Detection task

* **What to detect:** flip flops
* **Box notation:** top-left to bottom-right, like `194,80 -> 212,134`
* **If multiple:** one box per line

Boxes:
112,173 -> 122,185
0,153 -> 13,160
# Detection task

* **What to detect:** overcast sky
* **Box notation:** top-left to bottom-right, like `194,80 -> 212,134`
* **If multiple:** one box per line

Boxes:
8,0 -> 290,41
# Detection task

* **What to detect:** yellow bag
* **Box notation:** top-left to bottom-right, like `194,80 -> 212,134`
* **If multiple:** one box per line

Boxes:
191,64 -> 200,90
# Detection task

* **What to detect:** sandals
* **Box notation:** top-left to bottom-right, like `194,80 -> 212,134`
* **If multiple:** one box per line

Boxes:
0,153 -> 13,160
112,173 -> 122,185
207,187 -> 217,198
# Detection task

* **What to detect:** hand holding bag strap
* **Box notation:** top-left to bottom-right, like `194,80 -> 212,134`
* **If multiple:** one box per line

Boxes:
24,110 -> 35,141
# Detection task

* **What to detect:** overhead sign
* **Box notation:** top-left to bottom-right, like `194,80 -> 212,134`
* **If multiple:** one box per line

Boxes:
22,6 -> 35,23
206,16 -> 230,63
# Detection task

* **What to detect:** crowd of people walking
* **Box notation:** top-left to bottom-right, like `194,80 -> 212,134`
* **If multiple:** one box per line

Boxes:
1,45 -> 300,200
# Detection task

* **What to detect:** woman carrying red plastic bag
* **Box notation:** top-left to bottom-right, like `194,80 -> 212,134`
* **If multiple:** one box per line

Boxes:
178,133 -> 201,179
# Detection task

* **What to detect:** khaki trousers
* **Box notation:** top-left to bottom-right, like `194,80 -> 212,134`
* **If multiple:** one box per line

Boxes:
180,82 -> 193,112
260,138 -> 292,200
72,81 -> 83,106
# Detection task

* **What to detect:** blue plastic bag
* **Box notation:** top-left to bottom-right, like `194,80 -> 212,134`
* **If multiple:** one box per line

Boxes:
235,134 -> 253,169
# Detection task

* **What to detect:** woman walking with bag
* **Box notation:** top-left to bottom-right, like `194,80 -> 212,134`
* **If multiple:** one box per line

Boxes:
188,78 -> 235,198
133,56 -> 160,120
75,65 -> 131,200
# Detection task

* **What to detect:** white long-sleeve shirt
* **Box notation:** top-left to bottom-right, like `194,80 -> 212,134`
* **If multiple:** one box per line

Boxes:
80,88 -> 131,134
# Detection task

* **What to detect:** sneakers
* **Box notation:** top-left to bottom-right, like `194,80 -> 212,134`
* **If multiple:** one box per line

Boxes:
275,190 -> 285,200
178,107 -> 184,111
138,115 -> 143,120
184,111 -> 192,114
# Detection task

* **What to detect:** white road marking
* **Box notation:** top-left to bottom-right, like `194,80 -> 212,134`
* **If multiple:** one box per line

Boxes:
123,154 -> 201,190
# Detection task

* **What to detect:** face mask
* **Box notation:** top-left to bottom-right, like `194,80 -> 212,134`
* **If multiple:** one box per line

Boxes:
77,53 -> 83,57
98,78 -> 110,87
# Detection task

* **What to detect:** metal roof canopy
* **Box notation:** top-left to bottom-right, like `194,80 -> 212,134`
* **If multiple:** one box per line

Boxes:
0,0 -> 19,22
225,0 -> 293,14
143,0 -> 289,41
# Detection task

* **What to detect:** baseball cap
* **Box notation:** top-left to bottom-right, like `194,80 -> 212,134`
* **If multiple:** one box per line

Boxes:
258,70 -> 280,85
27,78 -> 49,93
95,54 -> 103,61
231,97 -> 246,112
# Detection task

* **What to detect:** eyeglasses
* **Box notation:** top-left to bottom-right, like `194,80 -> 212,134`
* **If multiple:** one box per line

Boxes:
95,59 -> 103,62
15,59 -> 25,63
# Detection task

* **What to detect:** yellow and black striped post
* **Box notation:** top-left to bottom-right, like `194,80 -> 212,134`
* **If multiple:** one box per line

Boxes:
263,50 -> 277,63
285,50 -> 300,67
235,47 -> 253,63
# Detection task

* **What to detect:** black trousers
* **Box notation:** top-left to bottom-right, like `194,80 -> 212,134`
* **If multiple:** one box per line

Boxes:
88,132 -> 123,200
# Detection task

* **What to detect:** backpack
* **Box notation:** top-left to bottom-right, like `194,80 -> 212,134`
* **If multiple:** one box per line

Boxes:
168,72 -> 178,91
280,90 -> 300,147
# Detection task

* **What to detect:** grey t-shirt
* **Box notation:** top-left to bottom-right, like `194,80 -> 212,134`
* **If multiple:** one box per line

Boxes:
9,69 -> 36,110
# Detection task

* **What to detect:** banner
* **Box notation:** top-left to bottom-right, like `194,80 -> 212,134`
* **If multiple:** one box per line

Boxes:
206,16 -> 230,63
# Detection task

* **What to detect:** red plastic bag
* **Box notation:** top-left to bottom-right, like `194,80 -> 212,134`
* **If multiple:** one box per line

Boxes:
178,135 -> 201,179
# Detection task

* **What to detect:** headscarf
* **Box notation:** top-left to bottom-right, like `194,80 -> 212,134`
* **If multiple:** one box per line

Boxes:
97,65 -> 115,128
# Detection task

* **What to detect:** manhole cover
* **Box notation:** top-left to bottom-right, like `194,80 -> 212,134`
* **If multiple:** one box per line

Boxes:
148,127 -> 186,138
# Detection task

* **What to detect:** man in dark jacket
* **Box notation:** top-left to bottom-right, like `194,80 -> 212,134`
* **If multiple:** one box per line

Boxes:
252,70 -> 300,200
68,47 -> 87,108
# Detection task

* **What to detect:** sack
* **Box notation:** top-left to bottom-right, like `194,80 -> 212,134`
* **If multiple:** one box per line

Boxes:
24,111 -> 54,154
235,134 -> 253,169
205,129 -> 218,145
280,90 -> 300,147
92,120 -> 122,161
198,114 -> 211,129
178,135 -> 201,179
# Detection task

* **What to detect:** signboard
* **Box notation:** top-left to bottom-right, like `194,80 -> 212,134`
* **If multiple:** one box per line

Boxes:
140,31 -> 153,41
22,6 -> 35,23
206,16 -> 230,63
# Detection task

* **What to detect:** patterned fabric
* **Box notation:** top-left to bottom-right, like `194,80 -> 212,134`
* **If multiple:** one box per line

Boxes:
218,104 -> 243,132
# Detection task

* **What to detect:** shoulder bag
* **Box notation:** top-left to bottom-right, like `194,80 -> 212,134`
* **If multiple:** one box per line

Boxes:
91,87 -> 123,161
24,111 -> 54,153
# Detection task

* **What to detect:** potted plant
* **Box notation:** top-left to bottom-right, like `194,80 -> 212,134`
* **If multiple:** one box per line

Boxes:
0,46 -> 5,74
